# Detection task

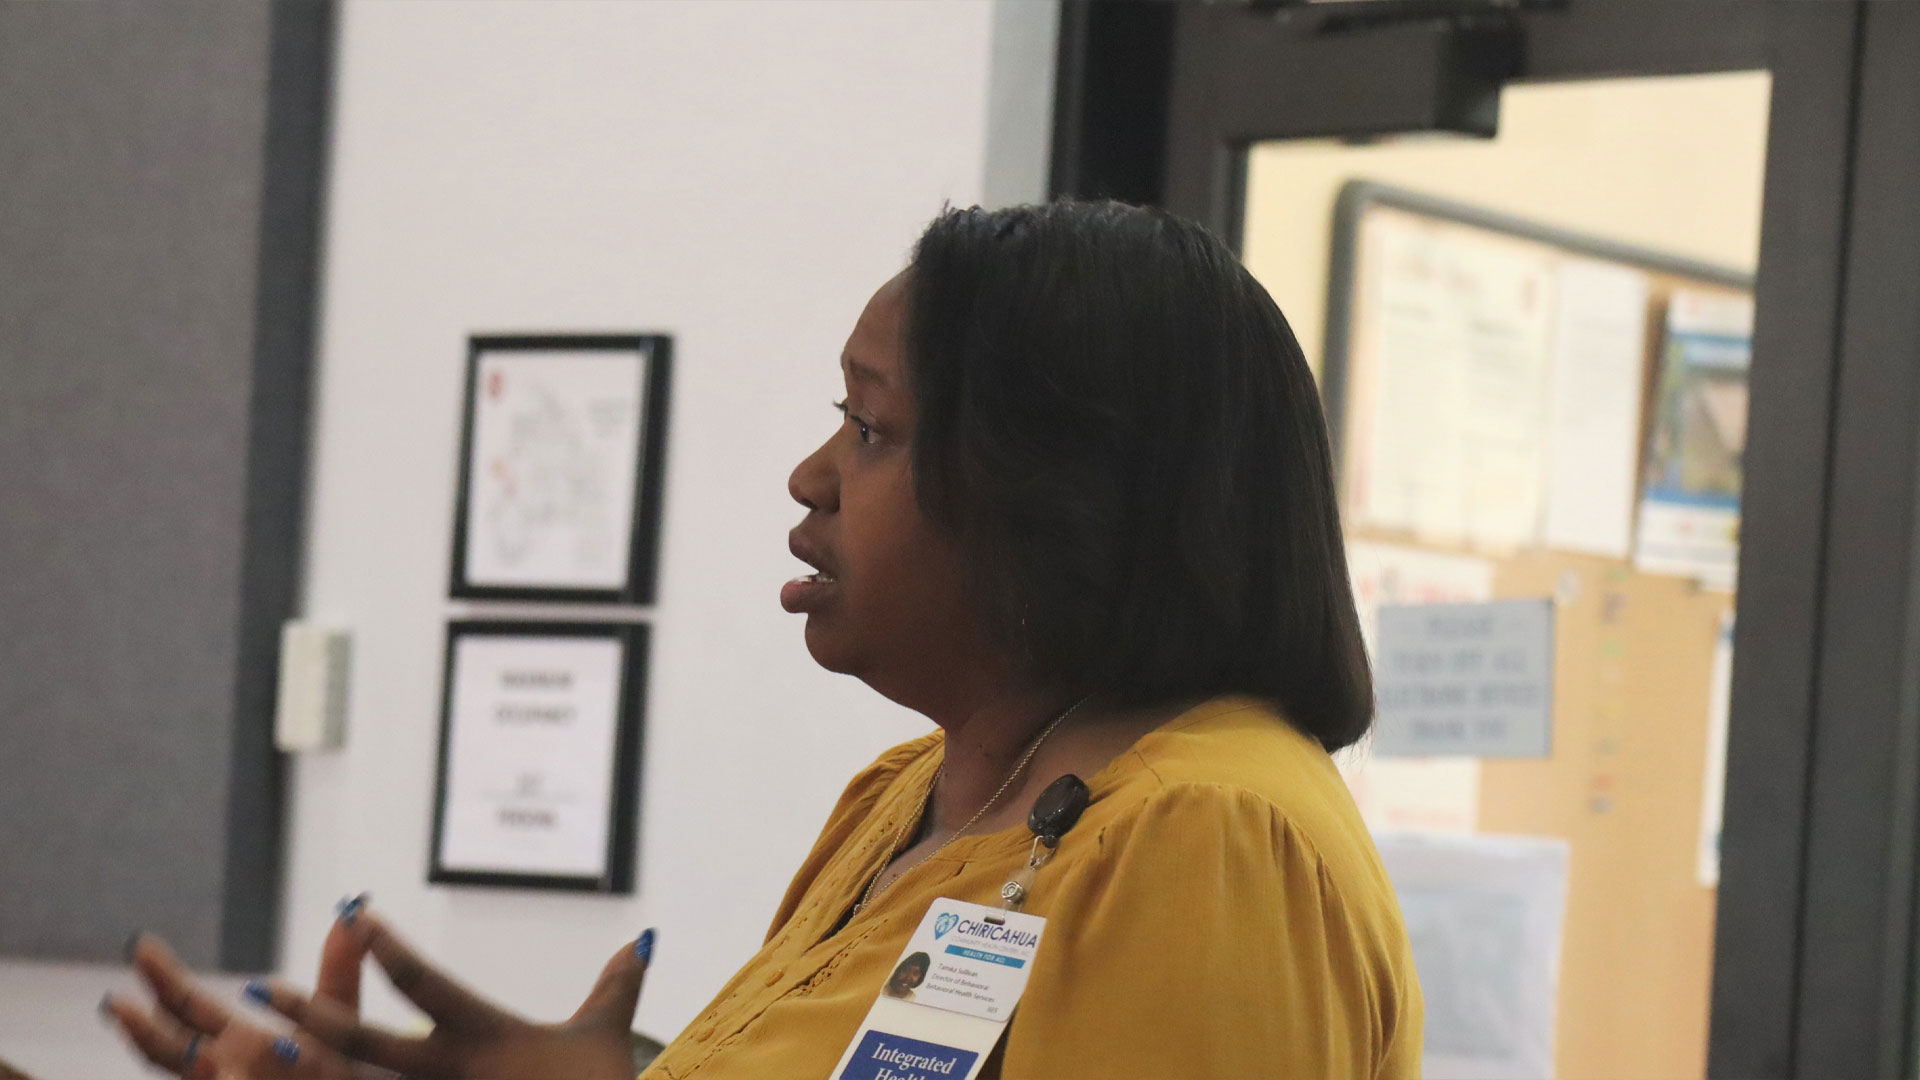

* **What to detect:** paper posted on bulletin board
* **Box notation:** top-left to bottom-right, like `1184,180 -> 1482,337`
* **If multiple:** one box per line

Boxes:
1636,292 -> 1753,591
1344,209 -> 1651,558
1371,597 -> 1556,761
1697,611 -> 1735,887
1338,540 -> 1495,835
1341,202 -> 1750,591
1342,210 -> 1557,552
1376,832 -> 1570,1080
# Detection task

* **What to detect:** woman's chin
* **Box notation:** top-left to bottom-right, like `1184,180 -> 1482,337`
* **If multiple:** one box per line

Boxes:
801,618 -> 860,675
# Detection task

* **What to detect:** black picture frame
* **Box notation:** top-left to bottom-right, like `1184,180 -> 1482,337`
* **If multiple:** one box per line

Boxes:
449,334 -> 673,605
427,620 -> 647,893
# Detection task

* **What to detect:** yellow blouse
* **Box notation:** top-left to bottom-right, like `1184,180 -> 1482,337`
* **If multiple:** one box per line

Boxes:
642,697 -> 1422,1080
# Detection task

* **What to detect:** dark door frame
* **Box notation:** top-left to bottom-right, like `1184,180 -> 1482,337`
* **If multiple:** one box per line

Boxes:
1054,3 -> 1920,1076
221,0 -> 335,971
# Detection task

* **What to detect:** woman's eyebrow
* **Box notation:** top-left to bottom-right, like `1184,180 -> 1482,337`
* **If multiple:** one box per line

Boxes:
842,355 -> 890,388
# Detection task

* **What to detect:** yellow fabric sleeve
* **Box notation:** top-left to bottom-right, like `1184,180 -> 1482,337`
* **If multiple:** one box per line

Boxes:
997,781 -> 1421,1080
761,733 -> 940,943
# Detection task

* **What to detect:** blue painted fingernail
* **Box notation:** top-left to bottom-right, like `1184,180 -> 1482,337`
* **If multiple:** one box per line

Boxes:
182,1034 -> 203,1066
272,1036 -> 300,1063
336,892 -> 369,925
123,931 -> 143,963
242,979 -> 272,1005
634,928 -> 656,963
98,993 -> 115,1019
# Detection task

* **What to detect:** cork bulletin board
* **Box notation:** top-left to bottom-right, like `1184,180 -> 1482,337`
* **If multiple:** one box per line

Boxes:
1328,182 -> 1752,1080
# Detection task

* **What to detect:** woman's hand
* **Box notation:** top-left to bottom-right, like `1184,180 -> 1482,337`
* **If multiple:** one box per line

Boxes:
103,905 -> 654,1080
250,911 -> 652,1080
104,933 -> 355,1079
107,895 -> 373,1079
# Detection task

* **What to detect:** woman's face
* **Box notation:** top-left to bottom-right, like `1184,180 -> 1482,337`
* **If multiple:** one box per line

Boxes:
890,960 -> 928,992
785,272 -> 984,704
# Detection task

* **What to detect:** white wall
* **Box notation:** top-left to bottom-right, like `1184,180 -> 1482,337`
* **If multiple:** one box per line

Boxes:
1,5 -> 1054,1073
282,0 -> 1052,1047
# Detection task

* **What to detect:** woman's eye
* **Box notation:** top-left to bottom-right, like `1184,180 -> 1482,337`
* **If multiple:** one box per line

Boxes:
832,400 -> 877,445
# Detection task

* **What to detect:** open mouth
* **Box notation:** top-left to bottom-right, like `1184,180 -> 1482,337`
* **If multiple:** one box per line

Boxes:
784,533 -> 840,613
780,570 -> 838,613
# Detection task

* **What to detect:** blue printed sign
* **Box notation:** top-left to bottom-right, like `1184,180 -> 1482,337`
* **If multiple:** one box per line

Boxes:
1373,598 -> 1555,759
944,944 -> 1024,968
838,1030 -> 978,1080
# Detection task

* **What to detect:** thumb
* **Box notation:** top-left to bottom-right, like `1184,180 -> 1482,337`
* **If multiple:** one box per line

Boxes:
569,929 -> 653,1032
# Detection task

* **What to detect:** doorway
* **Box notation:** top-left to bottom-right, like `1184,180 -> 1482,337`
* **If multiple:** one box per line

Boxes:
1053,3 -> 1920,1077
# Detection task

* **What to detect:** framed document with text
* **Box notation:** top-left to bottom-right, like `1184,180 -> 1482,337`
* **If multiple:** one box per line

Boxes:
428,621 -> 647,892
450,335 -> 673,604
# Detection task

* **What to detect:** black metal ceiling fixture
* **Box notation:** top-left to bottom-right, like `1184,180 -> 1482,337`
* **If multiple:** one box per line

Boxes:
1247,0 -> 1567,35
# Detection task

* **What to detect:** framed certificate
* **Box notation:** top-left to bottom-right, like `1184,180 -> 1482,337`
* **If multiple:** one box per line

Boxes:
450,335 -> 673,604
428,621 -> 647,892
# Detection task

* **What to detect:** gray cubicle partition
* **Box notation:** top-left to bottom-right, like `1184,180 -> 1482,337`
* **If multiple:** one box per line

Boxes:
0,1 -> 333,970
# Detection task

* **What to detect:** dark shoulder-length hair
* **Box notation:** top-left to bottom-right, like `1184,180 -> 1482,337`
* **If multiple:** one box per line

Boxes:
903,200 -> 1373,751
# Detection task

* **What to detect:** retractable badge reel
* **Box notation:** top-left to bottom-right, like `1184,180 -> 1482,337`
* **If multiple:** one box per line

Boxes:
829,775 -> 1092,1080
997,774 -> 1091,914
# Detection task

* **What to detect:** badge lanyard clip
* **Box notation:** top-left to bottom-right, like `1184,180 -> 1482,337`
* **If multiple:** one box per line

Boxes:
998,774 -> 1089,914
999,835 -> 1055,913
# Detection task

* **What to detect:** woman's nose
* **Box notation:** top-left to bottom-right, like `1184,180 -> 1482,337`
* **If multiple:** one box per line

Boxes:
789,437 -> 838,513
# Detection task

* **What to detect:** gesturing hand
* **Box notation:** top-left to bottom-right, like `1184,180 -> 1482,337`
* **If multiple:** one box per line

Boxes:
104,899 -> 655,1080
250,910 -> 653,1080
105,895 -> 375,1080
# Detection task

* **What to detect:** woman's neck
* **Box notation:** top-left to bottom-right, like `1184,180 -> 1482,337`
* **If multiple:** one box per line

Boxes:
917,688 -> 1197,838
924,690 -> 1075,834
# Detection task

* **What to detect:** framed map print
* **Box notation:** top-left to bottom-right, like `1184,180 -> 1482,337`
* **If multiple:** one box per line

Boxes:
450,335 -> 672,603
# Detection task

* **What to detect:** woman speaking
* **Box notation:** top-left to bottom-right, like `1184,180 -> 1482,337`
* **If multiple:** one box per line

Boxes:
107,200 -> 1422,1079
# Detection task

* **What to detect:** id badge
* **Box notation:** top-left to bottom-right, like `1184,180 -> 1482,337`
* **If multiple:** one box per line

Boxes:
829,898 -> 1047,1080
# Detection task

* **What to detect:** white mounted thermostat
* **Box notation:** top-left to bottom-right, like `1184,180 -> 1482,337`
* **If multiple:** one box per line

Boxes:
275,622 -> 351,752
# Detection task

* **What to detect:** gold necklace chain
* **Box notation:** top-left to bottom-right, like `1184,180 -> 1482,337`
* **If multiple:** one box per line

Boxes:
852,696 -> 1089,916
